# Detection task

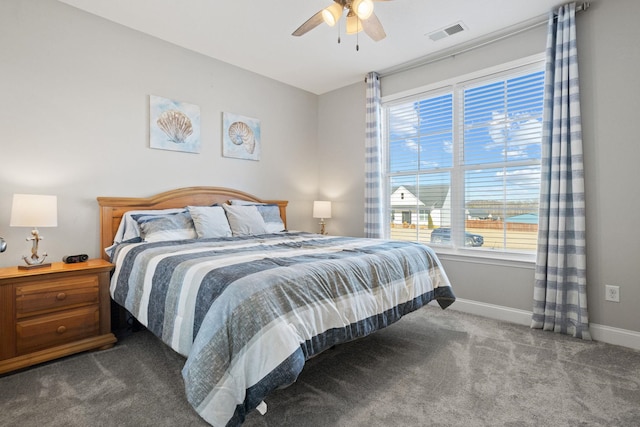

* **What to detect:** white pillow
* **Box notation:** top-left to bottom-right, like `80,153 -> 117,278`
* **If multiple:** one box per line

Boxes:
136,211 -> 197,242
222,204 -> 269,236
187,206 -> 232,238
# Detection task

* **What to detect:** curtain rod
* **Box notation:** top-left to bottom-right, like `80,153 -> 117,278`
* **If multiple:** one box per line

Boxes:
377,2 -> 590,79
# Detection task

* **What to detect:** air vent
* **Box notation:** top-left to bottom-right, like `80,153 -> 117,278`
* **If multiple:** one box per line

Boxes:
427,22 -> 466,42
445,23 -> 464,36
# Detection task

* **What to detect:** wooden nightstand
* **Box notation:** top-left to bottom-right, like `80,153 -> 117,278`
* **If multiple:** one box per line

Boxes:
0,259 -> 117,374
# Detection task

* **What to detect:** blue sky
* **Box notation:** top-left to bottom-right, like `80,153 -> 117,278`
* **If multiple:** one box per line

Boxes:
387,70 -> 544,204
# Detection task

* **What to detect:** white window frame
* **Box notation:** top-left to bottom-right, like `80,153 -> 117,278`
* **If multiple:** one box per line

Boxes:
381,54 -> 545,265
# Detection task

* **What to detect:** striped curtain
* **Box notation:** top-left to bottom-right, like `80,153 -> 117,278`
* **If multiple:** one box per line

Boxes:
531,3 -> 590,339
364,71 -> 383,238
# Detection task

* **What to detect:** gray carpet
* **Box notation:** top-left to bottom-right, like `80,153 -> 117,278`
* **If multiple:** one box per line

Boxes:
1,306 -> 639,427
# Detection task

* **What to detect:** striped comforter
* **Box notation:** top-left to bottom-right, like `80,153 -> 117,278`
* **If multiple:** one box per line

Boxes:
110,232 -> 454,426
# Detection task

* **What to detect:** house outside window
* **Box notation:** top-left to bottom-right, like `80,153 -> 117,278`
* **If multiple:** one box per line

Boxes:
383,59 -> 545,257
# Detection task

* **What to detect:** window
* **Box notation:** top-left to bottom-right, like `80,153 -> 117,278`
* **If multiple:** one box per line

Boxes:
383,61 -> 544,256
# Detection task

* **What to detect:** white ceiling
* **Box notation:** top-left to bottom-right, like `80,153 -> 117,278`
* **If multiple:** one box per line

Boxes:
58,0 -> 563,95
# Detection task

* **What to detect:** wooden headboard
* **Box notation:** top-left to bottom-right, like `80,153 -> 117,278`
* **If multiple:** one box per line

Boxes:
97,186 -> 288,261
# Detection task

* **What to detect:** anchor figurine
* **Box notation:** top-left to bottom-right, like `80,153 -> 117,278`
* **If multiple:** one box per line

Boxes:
20,228 -> 50,269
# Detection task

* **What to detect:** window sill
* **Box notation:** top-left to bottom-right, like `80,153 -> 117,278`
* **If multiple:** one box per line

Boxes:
430,246 -> 536,269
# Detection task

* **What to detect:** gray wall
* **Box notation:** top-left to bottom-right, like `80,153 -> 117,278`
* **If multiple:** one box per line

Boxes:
2,0 -> 637,335
317,0 -> 640,334
0,0 -> 319,265
317,83 -> 366,237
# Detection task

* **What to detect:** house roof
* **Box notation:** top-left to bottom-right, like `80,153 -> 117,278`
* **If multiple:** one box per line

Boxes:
391,184 -> 449,209
506,213 -> 539,224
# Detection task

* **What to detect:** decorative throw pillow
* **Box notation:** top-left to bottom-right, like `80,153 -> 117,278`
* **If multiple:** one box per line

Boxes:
187,205 -> 232,238
222,204 -> 269,236
134,211 -> 197,242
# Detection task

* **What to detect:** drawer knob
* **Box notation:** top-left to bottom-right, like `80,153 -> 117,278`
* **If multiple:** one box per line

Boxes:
56,292 -> 67,301
57,326 -> 67,334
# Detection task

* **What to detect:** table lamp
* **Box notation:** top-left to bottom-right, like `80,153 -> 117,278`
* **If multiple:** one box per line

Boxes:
10,194 -> 58,269
313,201 -> 332,235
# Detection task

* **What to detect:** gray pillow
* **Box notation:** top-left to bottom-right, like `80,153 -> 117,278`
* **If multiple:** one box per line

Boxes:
229,200 -> 285,233
135,211 -> 197,242
187,206 -> 232,238
222,204 -> 269,236
256,204 -> 285,233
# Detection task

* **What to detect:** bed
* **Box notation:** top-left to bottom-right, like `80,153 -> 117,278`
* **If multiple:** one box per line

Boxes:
98,186 -> 455,427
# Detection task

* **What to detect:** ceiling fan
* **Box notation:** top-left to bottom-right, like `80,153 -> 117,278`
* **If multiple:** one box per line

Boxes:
292,0 -> 390,45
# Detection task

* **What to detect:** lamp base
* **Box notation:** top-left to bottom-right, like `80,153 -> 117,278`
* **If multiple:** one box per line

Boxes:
18,262 -> 52,270
318,219 -> 327,235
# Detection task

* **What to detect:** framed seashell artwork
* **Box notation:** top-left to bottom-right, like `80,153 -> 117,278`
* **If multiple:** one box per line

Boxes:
222,112 -> 261,161
150,95 -> 201,153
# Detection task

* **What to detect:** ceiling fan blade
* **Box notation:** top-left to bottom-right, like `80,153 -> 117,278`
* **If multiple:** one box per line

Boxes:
292,10 -> 325,36
361,11 -> 386,41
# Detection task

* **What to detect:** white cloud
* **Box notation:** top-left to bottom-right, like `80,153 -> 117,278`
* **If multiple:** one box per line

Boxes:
389,105 -> 419,136
405,139 -> 419,152
487,113 -> 542,155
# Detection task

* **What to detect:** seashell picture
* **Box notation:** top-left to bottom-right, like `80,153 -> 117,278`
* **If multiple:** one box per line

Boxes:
222,112 -> 261,161
150,95 -> 201,153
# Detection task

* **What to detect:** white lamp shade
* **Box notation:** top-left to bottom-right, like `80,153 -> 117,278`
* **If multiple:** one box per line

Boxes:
10,194 -> 58,227
313,201 -> 332,219
322,3 -> 343,26
353,0 -> 374,20
346,13 -> 363,34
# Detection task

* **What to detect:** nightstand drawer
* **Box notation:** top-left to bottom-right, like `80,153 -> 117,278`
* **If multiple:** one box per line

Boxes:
0,259 -> 116,374
15,275 -> 99,318
16,305 -> 100,355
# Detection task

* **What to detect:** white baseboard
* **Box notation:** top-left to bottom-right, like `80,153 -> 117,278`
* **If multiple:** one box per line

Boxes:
445,298 -> 640,351
589,323 -> 640,351
445,298 -> 533,326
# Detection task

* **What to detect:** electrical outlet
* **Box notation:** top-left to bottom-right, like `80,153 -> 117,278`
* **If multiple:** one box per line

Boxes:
605,285 -> 620,302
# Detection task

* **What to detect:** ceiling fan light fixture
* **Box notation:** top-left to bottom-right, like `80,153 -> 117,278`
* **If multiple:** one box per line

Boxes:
292,0 -> 386,41
322,3 -> 343,27
346,12 -> 363,34
352,0 -> 374,20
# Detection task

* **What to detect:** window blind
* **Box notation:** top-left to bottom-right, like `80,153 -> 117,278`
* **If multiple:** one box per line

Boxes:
384,63 -> 544,255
